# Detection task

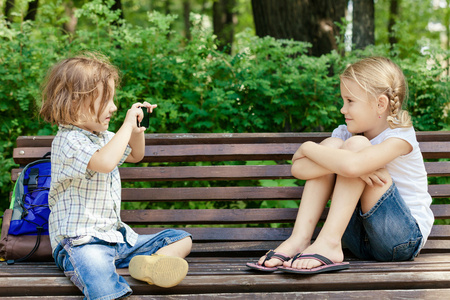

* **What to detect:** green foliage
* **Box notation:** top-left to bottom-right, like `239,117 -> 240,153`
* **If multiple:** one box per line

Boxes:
0,2 -> 449,213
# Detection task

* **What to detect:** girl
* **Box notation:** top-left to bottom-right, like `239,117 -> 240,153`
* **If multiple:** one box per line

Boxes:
247,56 -> 434,274
40,52 -> 193,299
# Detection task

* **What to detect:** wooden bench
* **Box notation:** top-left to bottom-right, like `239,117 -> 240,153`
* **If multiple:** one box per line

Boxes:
1,131 -> 449,298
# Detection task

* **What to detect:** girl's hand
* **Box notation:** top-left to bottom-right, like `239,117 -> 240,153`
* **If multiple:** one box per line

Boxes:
292,142 -> 311,162
360,169 -> 388,187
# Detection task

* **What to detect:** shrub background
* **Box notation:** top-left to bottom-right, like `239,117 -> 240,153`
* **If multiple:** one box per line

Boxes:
0,2 -> 449,213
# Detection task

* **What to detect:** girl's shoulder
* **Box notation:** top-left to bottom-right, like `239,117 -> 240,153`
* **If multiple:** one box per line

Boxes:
372,126 -> 417,145
331,125 -> 352,141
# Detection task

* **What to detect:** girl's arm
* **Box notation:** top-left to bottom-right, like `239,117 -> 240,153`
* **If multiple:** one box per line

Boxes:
291,137 -> 344,180
299,138 -> 412,178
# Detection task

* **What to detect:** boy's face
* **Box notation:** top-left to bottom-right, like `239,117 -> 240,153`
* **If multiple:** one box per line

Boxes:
79,78 -> 117,133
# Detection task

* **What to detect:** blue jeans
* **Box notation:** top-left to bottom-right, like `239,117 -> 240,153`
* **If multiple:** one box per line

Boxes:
342,183 -> 423,261
53,229 -> 192,300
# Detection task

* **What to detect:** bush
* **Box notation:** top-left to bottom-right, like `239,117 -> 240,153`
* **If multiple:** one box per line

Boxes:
0,1 -> 448,212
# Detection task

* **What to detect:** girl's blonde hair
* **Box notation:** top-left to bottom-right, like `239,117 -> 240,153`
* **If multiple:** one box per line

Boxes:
340,56 -> 412,128
40,52 -> 119,125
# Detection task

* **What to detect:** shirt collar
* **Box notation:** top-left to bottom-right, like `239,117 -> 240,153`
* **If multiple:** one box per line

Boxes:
58,124 -> 108,139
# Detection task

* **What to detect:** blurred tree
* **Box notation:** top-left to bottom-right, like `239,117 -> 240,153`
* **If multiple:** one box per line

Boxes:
251,0 -> 347,56
388,0 -> 399,47
4,0 -> 14,22
183,0 -> 191,40
213,0 -> 236,53
111,0 -> 125,20
24,0 -> 39,21
352,0 -> 374,50
63,1 -> 78,34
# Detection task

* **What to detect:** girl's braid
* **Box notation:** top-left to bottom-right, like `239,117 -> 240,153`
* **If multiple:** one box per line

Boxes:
387,87 -> 401,119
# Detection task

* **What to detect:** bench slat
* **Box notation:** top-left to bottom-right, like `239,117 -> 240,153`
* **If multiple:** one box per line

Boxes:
3,271 -> 450,296
119,165 -> 293,181
14,131 -> 450,148
13,141 -> 450,165
122,186 -> 304,202
121,208 -> 299,225
120,184 -> 449,202
121,204 -> 450,225
12,161 -> 448,182
131,225 -> 450,242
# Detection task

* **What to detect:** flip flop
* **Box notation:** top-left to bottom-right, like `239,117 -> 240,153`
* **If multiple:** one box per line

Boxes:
246,250 -> 291,272
278,253 -> 349,274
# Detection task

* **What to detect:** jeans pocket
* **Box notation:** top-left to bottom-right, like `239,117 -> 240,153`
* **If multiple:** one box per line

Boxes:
392,238 -> 421,261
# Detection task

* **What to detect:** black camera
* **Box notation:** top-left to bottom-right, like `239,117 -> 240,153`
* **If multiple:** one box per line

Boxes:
137,107 -> 150,128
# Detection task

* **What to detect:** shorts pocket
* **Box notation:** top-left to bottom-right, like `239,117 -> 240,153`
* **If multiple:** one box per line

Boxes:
392,237 -> 422,261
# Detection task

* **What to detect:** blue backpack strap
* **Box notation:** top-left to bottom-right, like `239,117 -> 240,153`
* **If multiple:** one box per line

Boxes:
7,226 -> 44,265
24,167 -> 39,192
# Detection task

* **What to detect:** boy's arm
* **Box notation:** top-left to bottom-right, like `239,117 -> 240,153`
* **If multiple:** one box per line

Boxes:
88,103 -> 154,173
87,122 -> 136,173
125,103 -> 157,163
125,131 -> 145,163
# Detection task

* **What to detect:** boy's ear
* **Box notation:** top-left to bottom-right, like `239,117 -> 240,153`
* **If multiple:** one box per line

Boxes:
377,94 -> 389,115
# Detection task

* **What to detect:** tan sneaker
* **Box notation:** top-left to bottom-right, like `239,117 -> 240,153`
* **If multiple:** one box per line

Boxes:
128,255 -> 188,288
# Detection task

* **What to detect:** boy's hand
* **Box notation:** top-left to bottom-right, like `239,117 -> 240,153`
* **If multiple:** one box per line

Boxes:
125,102 -> 157,133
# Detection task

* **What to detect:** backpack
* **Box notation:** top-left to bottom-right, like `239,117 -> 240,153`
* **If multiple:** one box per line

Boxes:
0,154 -> 52,264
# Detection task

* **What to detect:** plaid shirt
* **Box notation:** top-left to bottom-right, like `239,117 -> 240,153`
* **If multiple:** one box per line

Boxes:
48,125 -> 138,251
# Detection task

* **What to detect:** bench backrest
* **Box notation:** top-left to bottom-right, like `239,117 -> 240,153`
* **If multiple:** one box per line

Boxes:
12,132 -> 450,256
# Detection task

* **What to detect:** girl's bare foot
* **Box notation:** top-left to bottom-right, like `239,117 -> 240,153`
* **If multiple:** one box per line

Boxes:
283,237 -> 343,270
257,238 -> 310,268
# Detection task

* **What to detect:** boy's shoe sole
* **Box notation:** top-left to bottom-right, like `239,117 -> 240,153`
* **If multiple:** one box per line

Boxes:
129,255 -> 189,288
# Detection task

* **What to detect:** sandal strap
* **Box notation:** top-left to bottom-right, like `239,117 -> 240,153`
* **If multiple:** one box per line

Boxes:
290,253 -> 334,267
262,250 -> 290,266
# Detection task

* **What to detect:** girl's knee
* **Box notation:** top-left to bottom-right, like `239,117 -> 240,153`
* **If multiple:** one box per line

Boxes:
341,135 -> 371,152
320,137 -> 345,149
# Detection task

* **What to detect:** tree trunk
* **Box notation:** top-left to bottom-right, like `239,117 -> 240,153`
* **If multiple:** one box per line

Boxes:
388,0 -> 399,46
63,1 -> 78,34
24,0 -> 39,21
111,0 -> 124,24
4,0 -> 15,23
213,0 -> 236,54
165,0 -> 171,15
251,0 -> 347,57
183,0 -> 191,40
352,0 -> 374,50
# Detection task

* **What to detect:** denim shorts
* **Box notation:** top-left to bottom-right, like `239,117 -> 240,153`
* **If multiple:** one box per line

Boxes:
342,183 -> 423,262
53,229 -> 192,300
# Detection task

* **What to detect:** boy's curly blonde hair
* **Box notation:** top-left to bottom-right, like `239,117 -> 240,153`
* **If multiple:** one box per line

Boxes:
40,52 -> 119,125
340,57 -> 412,129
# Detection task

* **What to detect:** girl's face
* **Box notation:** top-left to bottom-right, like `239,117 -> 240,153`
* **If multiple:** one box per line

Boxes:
340,78 -> 386,140
79,78 -> 117,133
